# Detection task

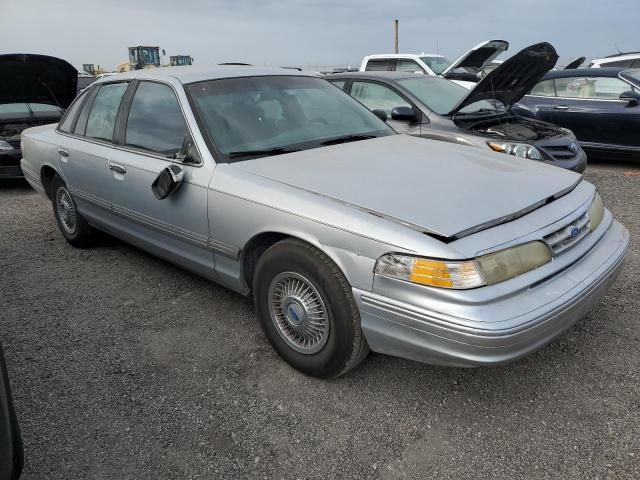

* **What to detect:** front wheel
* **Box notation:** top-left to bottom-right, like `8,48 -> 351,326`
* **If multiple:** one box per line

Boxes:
51,175 -> 94,248
253,238 -> 369,378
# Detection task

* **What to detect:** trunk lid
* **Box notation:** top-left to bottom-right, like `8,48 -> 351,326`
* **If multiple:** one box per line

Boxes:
448,42 -> 558,115
234,135 -> 581,239
441,40 -> 509,78
0,54 -> 77,108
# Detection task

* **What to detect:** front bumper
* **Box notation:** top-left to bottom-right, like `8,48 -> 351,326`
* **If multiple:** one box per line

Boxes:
355,220 -> 629,367
0,151 -> 24,179
540,148 -> 587,174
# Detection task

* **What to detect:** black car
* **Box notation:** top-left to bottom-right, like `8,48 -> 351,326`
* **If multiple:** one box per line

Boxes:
328,43 -> 587,172
0,54 -> 77,180
514,68 -> 640,161
0,342 -> 23,480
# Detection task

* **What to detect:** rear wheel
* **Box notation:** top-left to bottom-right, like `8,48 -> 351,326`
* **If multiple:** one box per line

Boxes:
254,238 -> 369,378
51,175 -> 93,248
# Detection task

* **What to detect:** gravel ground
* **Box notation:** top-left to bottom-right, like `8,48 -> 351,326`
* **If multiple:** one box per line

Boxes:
1,162 -> 639,480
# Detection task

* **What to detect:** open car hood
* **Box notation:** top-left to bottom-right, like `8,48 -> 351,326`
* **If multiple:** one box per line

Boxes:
448,42 -> 558,115
235,135 -> 581,240
564,56 -> 586,69
0,54 -> 77,108
442,40 -> 509,77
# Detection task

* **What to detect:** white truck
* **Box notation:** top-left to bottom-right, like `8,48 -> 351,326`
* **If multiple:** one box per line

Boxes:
360,40 -> 508,89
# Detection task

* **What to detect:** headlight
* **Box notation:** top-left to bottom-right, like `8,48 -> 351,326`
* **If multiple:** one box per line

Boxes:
589,192 -> 605,232
375,241 -> 552,289
0,140 -> 14,152
488,142 -> 541,160
476,241 -> 551,286
374,254 -> 485,289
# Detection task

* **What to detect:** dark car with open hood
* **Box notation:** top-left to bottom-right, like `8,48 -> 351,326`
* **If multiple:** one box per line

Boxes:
0,54 -> 77,180
328,42 -> 587,173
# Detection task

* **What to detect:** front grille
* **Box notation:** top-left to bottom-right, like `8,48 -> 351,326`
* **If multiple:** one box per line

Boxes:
544,212 -> 590,254
0,165 -> 23,177
541,144 -> 578,160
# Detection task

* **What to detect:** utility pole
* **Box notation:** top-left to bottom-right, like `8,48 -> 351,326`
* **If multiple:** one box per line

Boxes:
394,19 -> 399,53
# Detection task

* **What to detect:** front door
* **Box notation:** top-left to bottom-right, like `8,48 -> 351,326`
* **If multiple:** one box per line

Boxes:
105,80 -> 214,278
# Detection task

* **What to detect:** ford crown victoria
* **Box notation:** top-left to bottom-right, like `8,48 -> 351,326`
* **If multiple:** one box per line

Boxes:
20,67 -> 629,377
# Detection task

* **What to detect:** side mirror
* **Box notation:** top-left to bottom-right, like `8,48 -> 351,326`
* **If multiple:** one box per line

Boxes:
619,90 -> 640,106
152,164 -> 184,200
0,343 -> 23,480
391,106 -> 418,123
372,109 -> 388,121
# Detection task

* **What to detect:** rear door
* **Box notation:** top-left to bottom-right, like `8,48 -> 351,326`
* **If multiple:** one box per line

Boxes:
105,79 -> 214,277
56,82 -> 129,222
348,80 -> 421,135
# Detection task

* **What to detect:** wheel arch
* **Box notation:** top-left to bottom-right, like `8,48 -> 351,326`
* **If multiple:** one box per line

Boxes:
40,164 -> 61,199
240,230 -> 355,293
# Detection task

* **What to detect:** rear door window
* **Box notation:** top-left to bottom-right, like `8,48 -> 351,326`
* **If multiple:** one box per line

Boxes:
351,81 -> 411,116
396,59 -> 425,73
365,59 -> 392,71
124,81 -> 187,156
85,83 -> 128,141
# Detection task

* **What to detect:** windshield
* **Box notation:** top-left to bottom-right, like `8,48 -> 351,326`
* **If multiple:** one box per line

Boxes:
187,76 -> 393,161
398,77 -> 504,115
419,56 -> 452,75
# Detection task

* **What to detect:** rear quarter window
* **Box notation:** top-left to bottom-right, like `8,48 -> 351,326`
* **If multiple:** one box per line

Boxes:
58,90 -> 90,133
530,79 -> 555,96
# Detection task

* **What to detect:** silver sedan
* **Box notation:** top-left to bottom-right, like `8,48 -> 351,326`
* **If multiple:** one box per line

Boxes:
20,67 -> 629,377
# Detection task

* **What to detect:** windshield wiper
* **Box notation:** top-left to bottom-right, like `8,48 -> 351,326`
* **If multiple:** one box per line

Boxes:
320,134 -> 377,146
227,146 -> 302,159
455,108 -> 501,116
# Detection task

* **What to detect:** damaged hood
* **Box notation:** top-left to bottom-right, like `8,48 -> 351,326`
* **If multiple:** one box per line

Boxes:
0,54 -> 77,108
234,135 -> 581,240
442,40 -> 509,78
448,42 -> 558,115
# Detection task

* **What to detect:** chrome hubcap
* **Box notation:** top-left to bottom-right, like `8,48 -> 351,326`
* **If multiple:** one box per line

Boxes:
56,187 -> 77,234
268,272 -> 329,354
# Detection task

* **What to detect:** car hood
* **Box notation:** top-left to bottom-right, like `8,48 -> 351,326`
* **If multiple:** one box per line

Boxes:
234,135 -> 581,240
0,54 -> 77,108
442,40 -> 509,77
564,56 -> 586,69
448,42 -> 558,115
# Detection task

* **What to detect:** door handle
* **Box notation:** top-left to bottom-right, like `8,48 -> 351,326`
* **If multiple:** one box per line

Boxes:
109,163 -> 126,174
57,148 -> 69,157
554,105 -> 569,110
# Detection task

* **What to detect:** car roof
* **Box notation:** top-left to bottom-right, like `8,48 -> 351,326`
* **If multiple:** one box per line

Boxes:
363,53 -> 444,60
595,52 -> 640,61
326,71 -> 445,82
542,67 -> 628,80
93,65 -> 312,85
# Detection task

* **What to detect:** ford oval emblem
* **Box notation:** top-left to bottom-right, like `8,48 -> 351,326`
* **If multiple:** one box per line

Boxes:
569,226 -> 580,238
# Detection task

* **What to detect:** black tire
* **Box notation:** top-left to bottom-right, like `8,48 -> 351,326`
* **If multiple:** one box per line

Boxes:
51,175 -> 93,248
253,238 -> 369,378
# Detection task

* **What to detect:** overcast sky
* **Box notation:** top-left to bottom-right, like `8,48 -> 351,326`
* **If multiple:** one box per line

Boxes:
1,0 -> 638,71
